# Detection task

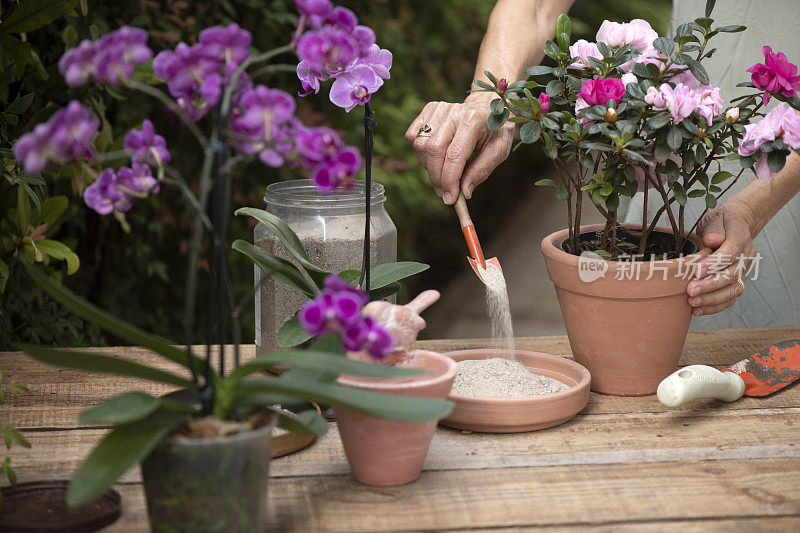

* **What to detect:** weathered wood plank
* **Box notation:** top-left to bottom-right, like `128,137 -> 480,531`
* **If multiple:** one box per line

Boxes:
267,458 -> 800,531
97,482 -> 800,532
4,327 -> 800,429
10,407 -> 800,484
440,516 -> 800,532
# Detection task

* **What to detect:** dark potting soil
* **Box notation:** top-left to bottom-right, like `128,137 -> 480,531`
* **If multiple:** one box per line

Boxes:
561,228 -> 698,260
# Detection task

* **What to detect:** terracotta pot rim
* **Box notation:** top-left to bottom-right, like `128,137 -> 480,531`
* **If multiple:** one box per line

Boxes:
159,414 -> 278,449
541,223 -> 709,267
337,349 -> 457,392
444,349 -> 591,404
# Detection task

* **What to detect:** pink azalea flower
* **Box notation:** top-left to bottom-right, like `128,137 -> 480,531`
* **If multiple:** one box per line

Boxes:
538,93 -> 551,114
578,77 -> 625,106
695,85 -> 724,125
646,83 -> 700,123
738,103 -> 800,179
621,47 -> 666,73
747,46 -> 800,104
621,72 -> 638,87
568,39 -> 602,68
596,19 -> 658,51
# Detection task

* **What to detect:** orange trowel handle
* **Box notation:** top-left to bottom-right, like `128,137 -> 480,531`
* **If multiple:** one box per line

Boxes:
454,193 -> 487,270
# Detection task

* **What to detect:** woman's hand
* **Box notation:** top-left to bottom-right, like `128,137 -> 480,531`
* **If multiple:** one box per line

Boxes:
687,199 -> 758,316
405,93 -> 515,204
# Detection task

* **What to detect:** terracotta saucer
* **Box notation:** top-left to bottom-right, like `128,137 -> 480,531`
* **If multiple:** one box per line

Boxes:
441,349 -> 591,433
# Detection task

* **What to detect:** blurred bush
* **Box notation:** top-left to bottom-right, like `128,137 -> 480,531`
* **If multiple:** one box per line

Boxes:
0,0 -> 669,348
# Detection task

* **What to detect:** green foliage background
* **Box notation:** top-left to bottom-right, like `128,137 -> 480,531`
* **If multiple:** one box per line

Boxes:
0,0 -> 670,348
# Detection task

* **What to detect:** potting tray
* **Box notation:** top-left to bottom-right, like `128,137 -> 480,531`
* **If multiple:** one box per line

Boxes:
4,327 -> 800,531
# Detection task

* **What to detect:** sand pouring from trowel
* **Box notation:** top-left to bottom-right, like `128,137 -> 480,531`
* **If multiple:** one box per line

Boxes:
439,191 -> 592,432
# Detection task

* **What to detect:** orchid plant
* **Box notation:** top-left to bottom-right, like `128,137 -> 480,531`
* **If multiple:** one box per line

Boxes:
11,0 -> 451,507
479,0 -> 800,258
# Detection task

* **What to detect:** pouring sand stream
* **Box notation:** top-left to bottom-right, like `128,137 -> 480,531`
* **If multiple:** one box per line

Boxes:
449,260 -> 567,398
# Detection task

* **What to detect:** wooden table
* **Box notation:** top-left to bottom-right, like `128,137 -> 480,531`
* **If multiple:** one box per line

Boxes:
3,327 -> 800,531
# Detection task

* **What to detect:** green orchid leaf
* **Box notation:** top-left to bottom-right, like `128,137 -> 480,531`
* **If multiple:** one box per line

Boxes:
19,345 -> 195,389
338,261 -> 429,291
21,260 -> 200,369
239,376 -> 453,423
276,316 -> 312,348
232,239 -> 318,298
276,408 -> 328,436
79,392 -> 164,425
67,409 -> 189,506
234,207 -> 328,286
225,349 -> 423,385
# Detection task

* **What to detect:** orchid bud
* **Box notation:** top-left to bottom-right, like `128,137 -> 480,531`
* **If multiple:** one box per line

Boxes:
604,107 -> 618,123
497,78 -> 509,93
697,128 -> 707,140
726,107 -> 740,123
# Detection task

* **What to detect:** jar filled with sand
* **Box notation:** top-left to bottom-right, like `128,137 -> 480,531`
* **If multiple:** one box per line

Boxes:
255,179 -> 396,353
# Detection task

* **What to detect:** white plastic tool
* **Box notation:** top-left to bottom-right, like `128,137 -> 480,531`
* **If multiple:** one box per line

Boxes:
656,365 -> 746,407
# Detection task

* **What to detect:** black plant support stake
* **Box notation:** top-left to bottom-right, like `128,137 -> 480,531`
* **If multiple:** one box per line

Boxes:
358,103 -> 375,293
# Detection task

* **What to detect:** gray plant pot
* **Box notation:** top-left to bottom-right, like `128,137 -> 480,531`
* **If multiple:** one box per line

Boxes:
140,417 -> 276,532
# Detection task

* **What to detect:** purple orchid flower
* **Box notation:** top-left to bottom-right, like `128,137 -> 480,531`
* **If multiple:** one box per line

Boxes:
298,288 -> 364,335
296,126 -> 342,163
297,274 -> 394,359
83,168 -> 133,215
124,120 -> 171,164
199,23 -> 252,68
154,42 -> 226,121
14,101 -> 99,174
296,26 -> 359,75
229,85 -> 297,166
326,6 -> 358,30
59,40 -> 96,87
329,64 -> 383,112
342,316 -> 394,359
297,60 -> 323,96
355,44 -> 392,80
351,26 -> 377,56
92,27 -> 153,85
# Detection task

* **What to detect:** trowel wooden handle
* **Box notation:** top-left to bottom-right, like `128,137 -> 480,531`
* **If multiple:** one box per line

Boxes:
453,193 -> 473,229
657,365 -> 746,407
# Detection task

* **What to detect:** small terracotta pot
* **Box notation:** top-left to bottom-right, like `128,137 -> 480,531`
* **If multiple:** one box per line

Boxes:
333,350 -> 457,486
541,224 -> 708,396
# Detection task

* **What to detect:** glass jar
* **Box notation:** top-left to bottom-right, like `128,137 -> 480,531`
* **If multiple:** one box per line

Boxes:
254,179 -> 397,353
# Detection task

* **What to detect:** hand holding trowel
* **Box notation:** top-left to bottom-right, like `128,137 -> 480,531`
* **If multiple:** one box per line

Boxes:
657,339 -> 800,407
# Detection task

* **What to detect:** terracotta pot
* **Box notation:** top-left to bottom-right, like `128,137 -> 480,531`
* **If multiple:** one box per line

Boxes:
541,224 -> 708,396
333,350 -> 457,486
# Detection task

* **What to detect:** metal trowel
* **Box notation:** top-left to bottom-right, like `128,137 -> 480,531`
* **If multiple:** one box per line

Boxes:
657,339 -> 800,406
453,193 -> 501,283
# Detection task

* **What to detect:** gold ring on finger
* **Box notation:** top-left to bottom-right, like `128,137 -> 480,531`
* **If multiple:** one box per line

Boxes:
416,124 -> 432,138
736,278 -> 745,296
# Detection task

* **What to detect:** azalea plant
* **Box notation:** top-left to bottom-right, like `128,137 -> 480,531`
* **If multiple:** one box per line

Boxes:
11,0 -> 451,507
479,0 -> 800,258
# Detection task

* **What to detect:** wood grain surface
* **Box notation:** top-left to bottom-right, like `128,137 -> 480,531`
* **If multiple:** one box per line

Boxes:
3,326 -> 800,531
